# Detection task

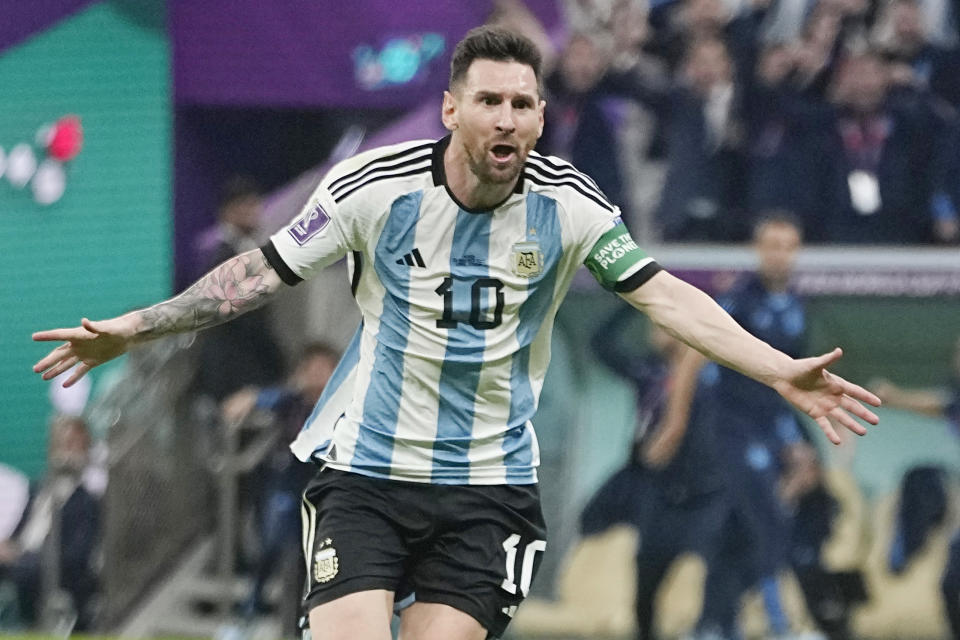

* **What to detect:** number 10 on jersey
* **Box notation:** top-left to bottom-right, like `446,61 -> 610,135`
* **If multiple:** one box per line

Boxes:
435,277 -> 505,330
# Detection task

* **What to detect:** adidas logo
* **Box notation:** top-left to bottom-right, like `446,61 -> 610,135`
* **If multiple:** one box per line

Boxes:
396,248 -> 426,267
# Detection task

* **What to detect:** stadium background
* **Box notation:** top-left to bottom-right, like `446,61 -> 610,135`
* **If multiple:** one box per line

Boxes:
1,1 -> 959,638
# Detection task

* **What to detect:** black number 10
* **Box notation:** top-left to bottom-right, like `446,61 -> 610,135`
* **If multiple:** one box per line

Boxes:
435,277 -> 505,330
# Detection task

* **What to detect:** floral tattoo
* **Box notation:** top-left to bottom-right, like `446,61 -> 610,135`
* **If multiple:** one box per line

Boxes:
137,250 -> 278,339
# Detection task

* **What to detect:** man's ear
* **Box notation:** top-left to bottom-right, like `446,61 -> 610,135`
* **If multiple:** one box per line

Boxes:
442,90 -> 459,131
537,99 -> 546,137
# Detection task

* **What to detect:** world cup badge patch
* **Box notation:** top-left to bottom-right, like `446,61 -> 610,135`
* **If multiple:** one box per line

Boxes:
512,241 -> 543,278
314,538 -> 339,584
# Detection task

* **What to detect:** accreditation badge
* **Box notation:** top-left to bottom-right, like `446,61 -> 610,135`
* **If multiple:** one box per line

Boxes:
848,170 -> 881,215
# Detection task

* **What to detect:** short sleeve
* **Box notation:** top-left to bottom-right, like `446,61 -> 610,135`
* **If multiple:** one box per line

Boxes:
262,182 -> 351,285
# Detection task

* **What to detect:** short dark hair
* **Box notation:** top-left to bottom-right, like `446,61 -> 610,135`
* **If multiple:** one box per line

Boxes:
753,209 -> 804,241
450,26 -> 543,95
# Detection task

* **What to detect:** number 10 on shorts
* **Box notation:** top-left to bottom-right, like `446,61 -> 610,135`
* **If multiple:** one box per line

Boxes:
500,534 -> 546,596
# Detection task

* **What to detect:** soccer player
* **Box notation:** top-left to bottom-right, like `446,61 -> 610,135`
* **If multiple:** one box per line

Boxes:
694,213 -> 817,639
32,27 -> 879,640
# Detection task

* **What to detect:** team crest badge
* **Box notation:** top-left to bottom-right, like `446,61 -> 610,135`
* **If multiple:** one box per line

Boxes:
313,538 -> 339,584
512,241 -> 543,278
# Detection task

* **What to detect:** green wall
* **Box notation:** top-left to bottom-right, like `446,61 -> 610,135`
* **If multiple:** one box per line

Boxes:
0,1 -> 170,478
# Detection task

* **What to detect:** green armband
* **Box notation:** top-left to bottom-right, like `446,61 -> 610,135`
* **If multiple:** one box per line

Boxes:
584,225 -> 649,291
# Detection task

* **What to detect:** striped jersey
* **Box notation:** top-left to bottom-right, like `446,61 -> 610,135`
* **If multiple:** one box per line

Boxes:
263,136 -> 660,485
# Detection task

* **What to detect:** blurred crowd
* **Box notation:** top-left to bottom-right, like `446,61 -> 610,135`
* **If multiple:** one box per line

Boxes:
527,0 -> 960,244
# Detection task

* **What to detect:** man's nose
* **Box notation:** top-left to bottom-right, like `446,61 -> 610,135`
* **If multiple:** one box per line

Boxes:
495,103 -> 516,133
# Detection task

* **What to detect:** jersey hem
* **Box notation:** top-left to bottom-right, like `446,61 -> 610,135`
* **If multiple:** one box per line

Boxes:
320,460 -> 539,486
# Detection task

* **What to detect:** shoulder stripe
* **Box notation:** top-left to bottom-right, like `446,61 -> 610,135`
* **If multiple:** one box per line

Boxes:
327,142 -> 434,193
524,166 -> 615,213
526,153 -> 606,197
333,163 -> 432,204
330,151 -> 432,200
523,172 -> 615,213
524,160 -> 612,209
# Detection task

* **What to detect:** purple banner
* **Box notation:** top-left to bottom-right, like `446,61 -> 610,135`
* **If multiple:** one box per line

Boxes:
0,0 -> 96,52
172,1 -> 495,108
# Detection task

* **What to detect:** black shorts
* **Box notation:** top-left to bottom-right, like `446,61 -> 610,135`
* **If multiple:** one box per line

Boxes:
301,468 -> 547,638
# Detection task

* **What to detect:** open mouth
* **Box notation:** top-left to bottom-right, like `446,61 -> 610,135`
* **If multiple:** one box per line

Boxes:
490,144 -> 516,163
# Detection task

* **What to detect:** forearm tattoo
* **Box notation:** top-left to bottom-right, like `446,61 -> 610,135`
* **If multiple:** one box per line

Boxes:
137,251 -> 278,339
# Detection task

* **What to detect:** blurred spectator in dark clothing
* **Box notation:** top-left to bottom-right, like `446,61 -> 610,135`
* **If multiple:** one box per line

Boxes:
605,37 -> 750,240
870,336 -> 960,638
658,38 -> 748,240
646,0 -> 766,75
541,33 -> 633,216
0,417 -> 100,631
782,438 -> 863,640
804,48 -> 955,243
584,308 -> 724,640
933,118 -> 960,243
875,0 -> 960,109
945,526 -> 960,639
192,176 -> 285,401
744,42 -> 833,226
887,466 -> 948,574
221,343 -> 340,626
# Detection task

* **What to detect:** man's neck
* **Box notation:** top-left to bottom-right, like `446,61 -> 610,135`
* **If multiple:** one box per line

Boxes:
443,137 -> 517,211
760,273 -> 790,293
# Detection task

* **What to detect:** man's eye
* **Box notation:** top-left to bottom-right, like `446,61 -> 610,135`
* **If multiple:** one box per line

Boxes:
513,100 -> 531,109
483,96 -> 499,105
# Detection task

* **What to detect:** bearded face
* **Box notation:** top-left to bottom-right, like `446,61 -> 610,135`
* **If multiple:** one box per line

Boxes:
444,59 -> 544,188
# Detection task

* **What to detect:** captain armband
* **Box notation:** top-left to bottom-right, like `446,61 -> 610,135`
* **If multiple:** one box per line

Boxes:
584,224 -> 660,292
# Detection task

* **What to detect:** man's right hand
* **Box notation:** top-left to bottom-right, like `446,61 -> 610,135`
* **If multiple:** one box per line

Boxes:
33,315 -> 139,387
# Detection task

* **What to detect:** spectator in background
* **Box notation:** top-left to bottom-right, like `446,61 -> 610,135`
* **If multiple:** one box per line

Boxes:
541,33 -> 632,215
604,36 -> 750,240
192,176 -> 285,401
0,466 -> 29,546
934,118 -> 960,243
583,307 -> 724,640
807,47 -> 954,243
781,432 -> 863,640
0,417 -> 100,631
871,336 -> 960,639
743,42 -> 830,226
741,1 -> 848,231
875,0 -> 960,108
693,213 -> 815,639
221,343 -> 340,628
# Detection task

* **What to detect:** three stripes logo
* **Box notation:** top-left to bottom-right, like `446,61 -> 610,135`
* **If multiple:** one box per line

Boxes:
396,248 -> 426,267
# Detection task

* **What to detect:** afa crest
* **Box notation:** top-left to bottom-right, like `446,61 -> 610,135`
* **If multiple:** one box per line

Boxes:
512,241 -> 543,278
313,538 -> 339,584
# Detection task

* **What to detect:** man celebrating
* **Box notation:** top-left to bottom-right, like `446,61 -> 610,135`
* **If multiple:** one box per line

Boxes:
33,27 -> 879,640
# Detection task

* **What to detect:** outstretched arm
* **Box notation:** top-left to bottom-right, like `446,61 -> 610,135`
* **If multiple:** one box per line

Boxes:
620,270 -> 881,444
33,249 -> 284,387
868,378 -> 948,417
